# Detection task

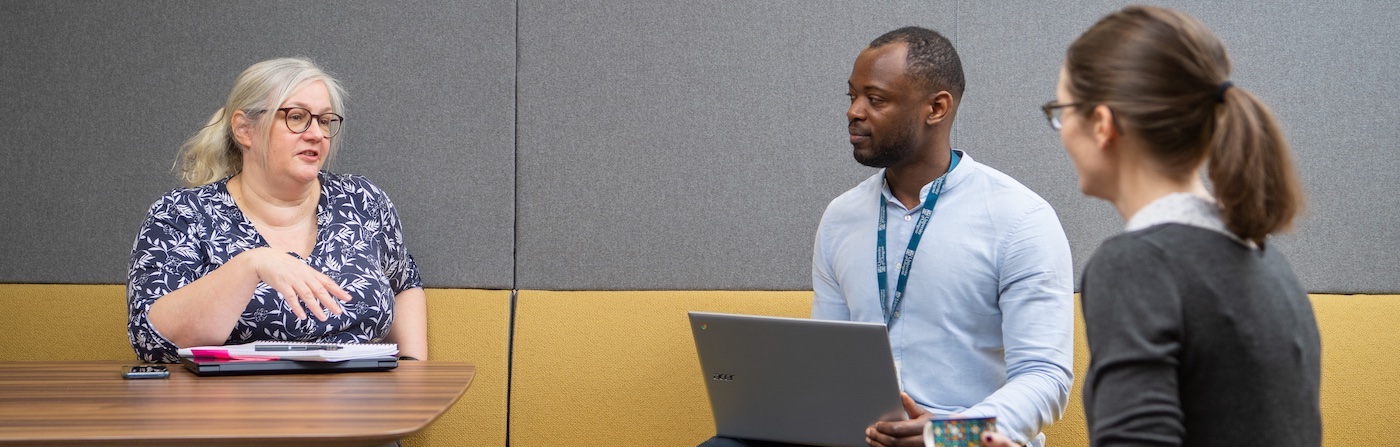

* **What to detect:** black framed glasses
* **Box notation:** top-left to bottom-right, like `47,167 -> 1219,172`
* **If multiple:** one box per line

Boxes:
1040,101 -> 1079,131
275,107 -> 343,138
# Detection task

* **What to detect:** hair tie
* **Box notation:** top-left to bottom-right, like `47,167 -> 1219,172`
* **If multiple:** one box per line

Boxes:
1214,81 -> 1234,103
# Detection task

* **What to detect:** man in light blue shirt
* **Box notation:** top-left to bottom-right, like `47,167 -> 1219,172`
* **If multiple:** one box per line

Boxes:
699,26 -> 1071,447
822,27 -> 1073,447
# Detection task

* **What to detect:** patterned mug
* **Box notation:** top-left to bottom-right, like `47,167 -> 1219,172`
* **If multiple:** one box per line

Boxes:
923,415 -> 997,447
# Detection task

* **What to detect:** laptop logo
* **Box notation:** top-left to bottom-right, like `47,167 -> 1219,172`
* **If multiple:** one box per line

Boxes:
711,373 -> 735,381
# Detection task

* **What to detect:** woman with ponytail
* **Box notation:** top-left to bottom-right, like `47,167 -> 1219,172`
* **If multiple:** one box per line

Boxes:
1022,6 -> 1321,446
127,58 -> 427,363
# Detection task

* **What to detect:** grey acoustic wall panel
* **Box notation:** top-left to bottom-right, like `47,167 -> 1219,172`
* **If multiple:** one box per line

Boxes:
516,0 -> 960,289
0,1 -> 516,288
5,1 -> 1399,293
517,0 -> 1400,292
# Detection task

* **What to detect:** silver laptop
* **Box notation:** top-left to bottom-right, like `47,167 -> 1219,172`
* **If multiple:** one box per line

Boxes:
179,357 -> 398,376
689,311 -> 905,447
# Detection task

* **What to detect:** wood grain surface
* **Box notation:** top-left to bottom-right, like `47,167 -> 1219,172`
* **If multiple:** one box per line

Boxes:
0,361 -> 473,447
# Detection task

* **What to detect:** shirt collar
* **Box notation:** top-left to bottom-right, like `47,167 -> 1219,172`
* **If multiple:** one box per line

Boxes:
879,150 -> 968,209
1125,192 -> 1255,248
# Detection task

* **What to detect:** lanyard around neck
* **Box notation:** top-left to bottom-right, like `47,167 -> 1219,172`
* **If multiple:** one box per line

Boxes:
876,151 -> 961,327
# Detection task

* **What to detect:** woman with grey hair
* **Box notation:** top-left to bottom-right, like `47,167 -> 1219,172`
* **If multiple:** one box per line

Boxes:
127,57 -> 428,363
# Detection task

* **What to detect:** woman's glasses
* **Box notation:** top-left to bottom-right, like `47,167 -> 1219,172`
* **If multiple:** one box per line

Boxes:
1040,101 -> 1078,131
273,107 -> 343,138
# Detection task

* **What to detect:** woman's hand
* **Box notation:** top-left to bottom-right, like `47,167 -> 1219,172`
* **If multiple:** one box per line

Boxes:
242,247 -> 352,321
979,431 -> 1019,447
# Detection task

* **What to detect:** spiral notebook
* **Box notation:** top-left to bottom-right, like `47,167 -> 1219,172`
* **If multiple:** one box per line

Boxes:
178,341 -> 399,376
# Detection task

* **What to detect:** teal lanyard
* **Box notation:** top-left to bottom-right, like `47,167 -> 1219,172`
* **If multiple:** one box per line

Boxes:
876,151 -> 960,326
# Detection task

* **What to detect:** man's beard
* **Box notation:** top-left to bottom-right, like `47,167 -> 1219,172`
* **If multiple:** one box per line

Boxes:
853,124 -> 917,168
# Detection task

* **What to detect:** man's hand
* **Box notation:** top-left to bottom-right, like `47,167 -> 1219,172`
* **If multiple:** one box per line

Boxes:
866,392 -> 932,447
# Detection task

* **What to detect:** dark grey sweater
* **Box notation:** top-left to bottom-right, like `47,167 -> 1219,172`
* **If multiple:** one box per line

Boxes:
1081,224 -> 1321,446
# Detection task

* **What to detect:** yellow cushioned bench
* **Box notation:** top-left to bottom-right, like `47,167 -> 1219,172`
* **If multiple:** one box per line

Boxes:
509,290 -> 814,447
3,285 -> 1398,446
509,291 -> 1400,447
405,288 -> 512,447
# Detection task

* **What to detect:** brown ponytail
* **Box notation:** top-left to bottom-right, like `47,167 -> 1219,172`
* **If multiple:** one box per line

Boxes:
1208,86 -> 1303,244
1065,6 -> 1304,245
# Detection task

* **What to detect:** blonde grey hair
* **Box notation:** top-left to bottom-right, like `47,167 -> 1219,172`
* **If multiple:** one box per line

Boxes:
175,57 -> 346,187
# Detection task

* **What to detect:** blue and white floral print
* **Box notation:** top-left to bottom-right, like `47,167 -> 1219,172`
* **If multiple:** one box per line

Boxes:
127,171 -> 422,363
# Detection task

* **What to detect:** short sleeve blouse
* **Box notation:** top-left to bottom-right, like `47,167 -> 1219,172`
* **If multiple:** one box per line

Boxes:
127,171 -> 423,363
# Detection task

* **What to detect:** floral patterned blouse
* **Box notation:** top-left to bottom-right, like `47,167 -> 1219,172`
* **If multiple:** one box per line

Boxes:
127,171 -> 422,363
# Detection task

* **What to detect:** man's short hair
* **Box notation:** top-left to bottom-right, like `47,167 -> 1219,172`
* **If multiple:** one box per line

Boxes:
869,27 -> 966,98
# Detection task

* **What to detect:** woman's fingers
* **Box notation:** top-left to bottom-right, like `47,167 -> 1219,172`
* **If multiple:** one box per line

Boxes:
256,251 -> 350,321
317,273 -> 353,302
308,280 -> 344,318
292,281 -> 328,321
271,284 -> 308,320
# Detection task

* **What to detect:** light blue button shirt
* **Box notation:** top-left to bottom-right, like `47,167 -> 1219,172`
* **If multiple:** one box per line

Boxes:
812,151 -> 1074,446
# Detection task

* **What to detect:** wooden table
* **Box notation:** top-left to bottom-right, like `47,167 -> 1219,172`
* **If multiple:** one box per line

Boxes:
0,360 -> 474,447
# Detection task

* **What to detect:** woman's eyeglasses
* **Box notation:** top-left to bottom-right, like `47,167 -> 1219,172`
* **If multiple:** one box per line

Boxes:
266,107 -> 344,138
1040,101 -> 1078,131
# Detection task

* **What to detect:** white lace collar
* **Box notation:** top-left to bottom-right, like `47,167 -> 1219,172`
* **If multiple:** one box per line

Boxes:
1125,192 -> 1255,248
